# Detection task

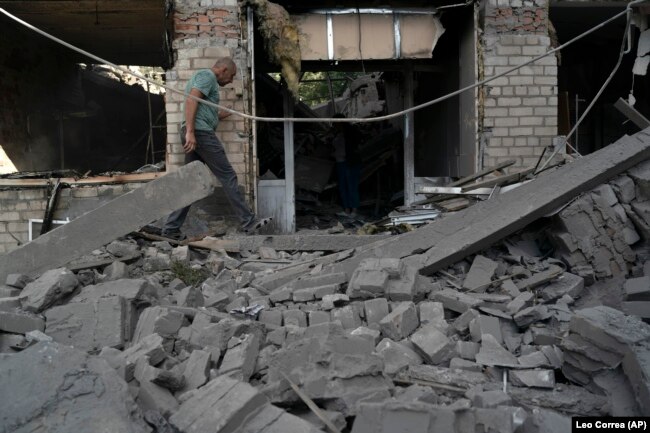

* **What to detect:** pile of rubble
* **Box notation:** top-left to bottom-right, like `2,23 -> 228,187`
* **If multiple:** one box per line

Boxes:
2,132 -> 650,432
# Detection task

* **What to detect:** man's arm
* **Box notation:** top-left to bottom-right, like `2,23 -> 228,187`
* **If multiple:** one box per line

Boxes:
218,110 -> 232,120
184,88 -> 205,153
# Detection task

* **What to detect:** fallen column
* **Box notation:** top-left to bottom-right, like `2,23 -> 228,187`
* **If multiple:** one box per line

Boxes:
0,161 -> 217,280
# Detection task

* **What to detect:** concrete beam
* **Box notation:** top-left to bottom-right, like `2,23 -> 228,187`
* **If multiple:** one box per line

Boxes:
327,128 -> 650,277
233,234 -> 390,252
0,161 -> 216,280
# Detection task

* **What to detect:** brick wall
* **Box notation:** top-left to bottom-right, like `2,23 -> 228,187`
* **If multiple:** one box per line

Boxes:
0,183 -> 144,254
480,0 -> 558,171
167,0 -> 253,203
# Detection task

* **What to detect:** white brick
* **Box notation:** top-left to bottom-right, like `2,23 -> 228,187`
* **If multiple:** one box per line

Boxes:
177,48 -> 204,59
484,56 -> 509,66
489,137 -> 502,147
497,45 -> 522,55
522,157 -> 540,166
519,116 -> 543,126
492,127 -> 509,137
522,46 -> 547,56
503,87 -> 515,96
512,36 -> 528,46
534,76 -> 558,86
498,97 -> 521,107
545,117 -> 558,126
515,86 -> 528,96
534,126 -> 557,136
534,107 -> 556,116
486,76 -> 509,86
509,56 -> 534,66
503,137 -> 515,146
544,66 -> 557,75
514,137 -> 527,146
528,137 -> 540,146
495,117 -> 519,127
488,147 -> 509,157
540,86 -> 555,96
522,97 -> 547,106
509,147 -> 534,156
495,66 -> 514,75
509,107 -> 533,116
485,107 -> 509,117
488,87 -> 501,96
510,127 -> 534,136
528,87 -> 540,96
509,76 -> 534,85
167,113 -> 183,123
204,46 -> 231,58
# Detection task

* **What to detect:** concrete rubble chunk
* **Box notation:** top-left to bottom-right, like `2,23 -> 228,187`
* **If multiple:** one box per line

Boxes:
119,333 -> 166,381
456,340 -> 480,361
219,334 -> 260,382
510,369 -> 556,389
409,324 -> 453,365
540,272 -> 584,302
240,403 -> 326,433
622,340 -> 650,410
175,286 -> 204,308
181,349 -> 211,391
347,269 -> 389,299
507,383 -> 609,416
283,309 -> 307,327
433,289 -> 484,313
350,326 -> 381,345
449,357 -> 481,372
45,296 -> 126,352
514,305 -> 550,328
470,314 -> 503,344
463,255 -> 498,292
0,310 -> 45,334
404,364 -> 489,389
0,341 -> 149,432
453,308 -> 480,333
19,268 -> 78,313
5,273 -> 31,289
308,310 -> 331,326
169,374 -> 268,433
507,291 -> 534,315
293,272 -> 348,290
375,338 -> 423,375
364,297 -> 389,324
624,276 -> 650,301
0,160 -> 217,280
137,381 -> 179,418
332,305 -> 362,329
470,390 -> 512,408
418,301 -> 448,334
379,302 -> 419,340
475,334 -> 518,367
352,401 -> 455,433
610,174 -> 636,203
132,306 -> 185,343
570,306 -> 650,354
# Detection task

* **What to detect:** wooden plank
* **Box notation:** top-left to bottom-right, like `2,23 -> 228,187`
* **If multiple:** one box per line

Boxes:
416,186 -> 493,195
459,168 -> 533,192
322,128 -> 650,279
234,234 -> 390,252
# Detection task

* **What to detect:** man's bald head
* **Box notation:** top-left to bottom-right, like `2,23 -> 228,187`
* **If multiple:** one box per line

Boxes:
212,57 -> 237,86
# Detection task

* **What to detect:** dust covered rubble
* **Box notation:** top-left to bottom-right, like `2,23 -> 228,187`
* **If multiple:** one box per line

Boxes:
2,166 -> 650,431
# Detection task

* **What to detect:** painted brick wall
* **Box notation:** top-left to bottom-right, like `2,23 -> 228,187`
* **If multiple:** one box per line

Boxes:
167,0 -> 253,202
0,183 -> 144,254
480,0 -> 558,171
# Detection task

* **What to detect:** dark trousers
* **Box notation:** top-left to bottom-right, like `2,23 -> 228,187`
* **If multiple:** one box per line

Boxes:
164,128 -> 254,231
336,161 -> 361,210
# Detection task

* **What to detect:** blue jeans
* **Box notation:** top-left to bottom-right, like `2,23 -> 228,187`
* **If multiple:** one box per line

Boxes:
164,128 -> 255,232
337,162 -> 361,210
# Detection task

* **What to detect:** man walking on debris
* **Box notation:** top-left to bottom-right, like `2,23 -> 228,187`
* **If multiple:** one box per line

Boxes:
162,57 -> 270,240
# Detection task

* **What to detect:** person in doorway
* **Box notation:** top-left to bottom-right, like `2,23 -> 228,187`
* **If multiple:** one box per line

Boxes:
162,57 -> 270,240
331,113 -> 362,218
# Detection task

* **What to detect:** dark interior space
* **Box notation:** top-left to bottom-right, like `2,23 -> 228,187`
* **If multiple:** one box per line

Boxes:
551,4 -> 650,155
0,14 -> 167,175
252,4 -> 472,219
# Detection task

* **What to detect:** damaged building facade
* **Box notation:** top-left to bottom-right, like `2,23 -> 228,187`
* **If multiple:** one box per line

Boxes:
0,0 -> 648,248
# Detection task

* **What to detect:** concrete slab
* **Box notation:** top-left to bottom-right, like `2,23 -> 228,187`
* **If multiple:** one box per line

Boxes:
0,342 -> 149,432
326,129 -> 650,278
375,338 -> 424,375
622,340 -> 650,410
510,369 -> 556,389
624,276 -> 650,300
0,160 -> 217,280
463,255 -> 498,292
219,334 -> 260,381
570,306 -> 650,354
181,349 -> 211,391
0,310 -> 45,334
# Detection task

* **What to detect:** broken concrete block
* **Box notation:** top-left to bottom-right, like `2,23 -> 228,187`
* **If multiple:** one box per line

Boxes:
475,334 -> 518,367
410,324 -> 453,365
470,314 -> 503,344
137,381 -> 179,418
269,286 -> 293,303
5,273 -> 31,289
510,369 -> 556,389
239,403 -> 325,433
518,350 -> 551,368
570,306 -> 650,355
449,357 -> 481,372
463,255 -> 498,292
350,326 -> 381,345
258,309 -> 283,327
45,296 -> 126,352
331,305 -> 362,329
540,272 -> 584,302
292,287 -> 316,302
0,296 -> 21,312
19,268 -> 78,313
352,401 -> 456,433
507,291 -> 534,315
621,301 -> 650,319
418,301 -> 448,334
470,390 -> 512,408
219,334 -> 260,382
453,308 -> 480,333
475,406 -> 528,433
514,305 -> 550,328
456,341 -> 480,361
0,342 -> 149,432
321,294 -> 349,310
308,310 -> 331,326
592,184 -> 619,206
624,276 -> 650,300
622,341 -> 650,411
119,333 -> 166,381
0,310 -> 45,334
283,309 -> 307,327
103,261 -> 129,281
132,306 -> 185,343
406,364 -> 489,390
364,298 -> 389,325
375,338 -> 423,375
379,302 -> 419,340
175,285 -> 204,308
386,265 -> 418,301
181,349 -> 211,391
611,175 -> 636,203
347,269 -> 389,299
433,289 -> 483,313
169,374 -> 268,433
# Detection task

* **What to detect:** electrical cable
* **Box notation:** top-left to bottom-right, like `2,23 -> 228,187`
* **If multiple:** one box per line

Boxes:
534,0 -> 642,173
0,4 -> 644,124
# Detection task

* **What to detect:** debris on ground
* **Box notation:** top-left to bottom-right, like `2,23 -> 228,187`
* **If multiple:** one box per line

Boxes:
1,130 -> 650,431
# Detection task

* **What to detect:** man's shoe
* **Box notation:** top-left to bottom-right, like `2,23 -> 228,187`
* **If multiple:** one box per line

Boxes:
160,229 -> 187,241
242,217 -> 273,233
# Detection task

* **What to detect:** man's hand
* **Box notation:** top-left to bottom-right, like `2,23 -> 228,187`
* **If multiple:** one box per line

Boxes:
218,110 -> 232,120
184,130 -> 197,153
